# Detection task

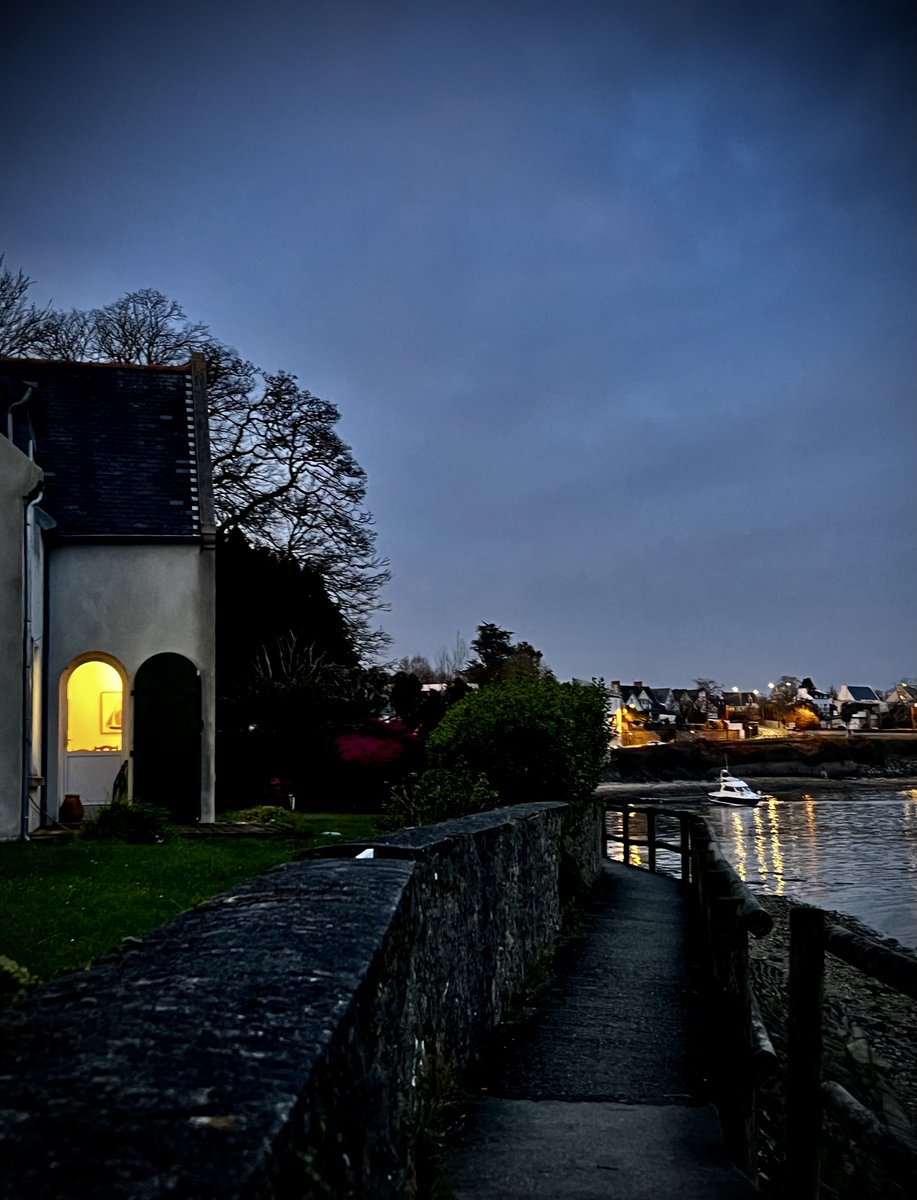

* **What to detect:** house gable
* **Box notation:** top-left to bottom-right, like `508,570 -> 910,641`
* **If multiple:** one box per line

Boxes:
0,357 -> 216,834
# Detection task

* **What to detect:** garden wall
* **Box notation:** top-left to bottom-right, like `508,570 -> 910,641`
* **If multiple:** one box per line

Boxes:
0,799 -> 604,1199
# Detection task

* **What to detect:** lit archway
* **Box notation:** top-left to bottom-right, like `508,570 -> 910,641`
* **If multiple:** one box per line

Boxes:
66,660 -> 123,752
61,656 -> 127,812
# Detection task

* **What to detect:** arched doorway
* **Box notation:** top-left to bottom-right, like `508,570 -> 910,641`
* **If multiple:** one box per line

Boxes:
63,657 -> 126,813
133,653 -> 202,824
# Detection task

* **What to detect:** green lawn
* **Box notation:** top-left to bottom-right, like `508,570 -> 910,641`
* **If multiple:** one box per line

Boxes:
0,812 -> 382,990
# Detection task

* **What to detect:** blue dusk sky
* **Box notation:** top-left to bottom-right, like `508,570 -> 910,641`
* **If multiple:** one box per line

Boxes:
4,0 -> 915,692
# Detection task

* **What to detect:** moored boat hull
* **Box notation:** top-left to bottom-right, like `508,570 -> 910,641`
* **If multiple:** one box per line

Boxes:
707,792 -> 762,807
707,768 -> 763,806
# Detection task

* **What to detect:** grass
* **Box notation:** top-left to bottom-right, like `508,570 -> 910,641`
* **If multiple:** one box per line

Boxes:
0,811 -> 382,991
217,806 -> 384,844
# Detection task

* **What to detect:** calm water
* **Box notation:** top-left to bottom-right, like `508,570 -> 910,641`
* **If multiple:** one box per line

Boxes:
606,786 -> 917,950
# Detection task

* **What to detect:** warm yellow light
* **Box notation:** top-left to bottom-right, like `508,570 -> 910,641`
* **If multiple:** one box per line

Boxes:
67,661 -> 122,752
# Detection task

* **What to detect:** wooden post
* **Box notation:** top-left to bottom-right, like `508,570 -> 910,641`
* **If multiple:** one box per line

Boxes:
786,906 -> 825,1200
622,806 -> 631,866
646,809 -> 657,873
690,819 -> 705,909
703,867 -> 730,981
680,816 -> 691,884
713,894 -> 757,1180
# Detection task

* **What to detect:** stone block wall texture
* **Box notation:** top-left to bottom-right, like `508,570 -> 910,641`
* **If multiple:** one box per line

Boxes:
0,800 -> 603,1199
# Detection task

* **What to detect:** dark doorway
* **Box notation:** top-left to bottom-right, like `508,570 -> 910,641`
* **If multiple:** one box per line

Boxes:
133,653 -> 201,823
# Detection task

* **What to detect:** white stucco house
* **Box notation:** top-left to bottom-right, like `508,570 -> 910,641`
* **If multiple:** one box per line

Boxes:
835,684 -> 885,731
795,682 -> 835,716
1,356 -> 216,838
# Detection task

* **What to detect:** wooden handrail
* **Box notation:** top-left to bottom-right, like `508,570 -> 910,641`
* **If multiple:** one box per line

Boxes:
604,803 -> 696,882
786,904 -> 917,1198
825,923 -> 917,1000
821,1080 -> 917,1182
691,814 -> 773,936
750,993 -> 777,1075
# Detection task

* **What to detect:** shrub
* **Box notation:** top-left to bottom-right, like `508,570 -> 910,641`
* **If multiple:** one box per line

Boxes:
335,720 -> 414,768
381,767 -> 499,828
0,954 -> 40,1005
80,801 -> 171,844
427,676 -> 609,808
220,804 -> 295,828
790,705 -> 821,731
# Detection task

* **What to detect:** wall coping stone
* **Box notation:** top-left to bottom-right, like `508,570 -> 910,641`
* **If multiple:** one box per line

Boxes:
0,801 -> 603,1198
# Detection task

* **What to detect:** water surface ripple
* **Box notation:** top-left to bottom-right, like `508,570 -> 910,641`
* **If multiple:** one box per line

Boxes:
609,786 -> 917,950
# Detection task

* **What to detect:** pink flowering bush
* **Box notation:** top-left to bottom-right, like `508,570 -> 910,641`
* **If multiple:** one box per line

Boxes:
334,718 -> 418,772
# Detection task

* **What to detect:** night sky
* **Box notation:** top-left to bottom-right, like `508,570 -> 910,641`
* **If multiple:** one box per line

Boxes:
5,0 -> 915,692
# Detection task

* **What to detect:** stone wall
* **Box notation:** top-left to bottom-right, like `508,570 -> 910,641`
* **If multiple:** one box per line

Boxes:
0,799 -> 603,1199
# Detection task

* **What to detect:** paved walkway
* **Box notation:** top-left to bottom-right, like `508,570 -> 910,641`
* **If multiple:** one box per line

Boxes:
443,861 -> 760,1199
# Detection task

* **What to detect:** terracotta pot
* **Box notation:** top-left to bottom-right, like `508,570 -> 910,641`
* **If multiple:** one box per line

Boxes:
60,793 -> 84,826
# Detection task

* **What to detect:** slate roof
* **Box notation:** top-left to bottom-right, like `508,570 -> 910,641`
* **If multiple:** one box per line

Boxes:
1,358 -> 207,540
844,685 -> 881,703
620,685 -> 667,715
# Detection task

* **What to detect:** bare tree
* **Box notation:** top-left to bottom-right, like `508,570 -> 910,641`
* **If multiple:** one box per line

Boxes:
91,289 -> 211,364
208,362 -> 388,619
694,677 -> 724,698
768,676 -> 800,709
434,632 -> 469,681
30,308 -> 97,360
0,263 -> 389,640
0,256 -> 49,356
395,655 -> 437,682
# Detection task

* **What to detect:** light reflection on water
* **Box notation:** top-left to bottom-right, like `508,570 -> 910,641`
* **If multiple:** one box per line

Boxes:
607,788 -> 917,950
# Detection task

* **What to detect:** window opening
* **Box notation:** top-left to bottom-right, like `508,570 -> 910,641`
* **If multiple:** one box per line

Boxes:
66,661 -> 123,752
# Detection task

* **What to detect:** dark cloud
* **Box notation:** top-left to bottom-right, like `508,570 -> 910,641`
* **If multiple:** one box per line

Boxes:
4,0 -> 914,687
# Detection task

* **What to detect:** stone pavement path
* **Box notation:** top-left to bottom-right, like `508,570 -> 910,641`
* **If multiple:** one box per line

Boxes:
442,861 -> 760,1199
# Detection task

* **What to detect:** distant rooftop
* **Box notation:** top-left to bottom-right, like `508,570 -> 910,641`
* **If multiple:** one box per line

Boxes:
844,685 -> 880,702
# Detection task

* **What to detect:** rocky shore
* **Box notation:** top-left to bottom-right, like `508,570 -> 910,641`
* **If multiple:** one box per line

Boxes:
747,895 -> 917,1199
602,734 -> 917,786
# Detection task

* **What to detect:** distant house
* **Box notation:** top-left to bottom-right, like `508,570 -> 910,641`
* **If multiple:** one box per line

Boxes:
796,682 -> 835,716
618,681 -> 674,724
885,683 -> 917,729
836,685 -> 883,709
648,687 -> 676,718
671,687 -> 721,724
886,682 -> 917,706
1,356 -> 216,838
836,684 -> 884,730
606,680 -> 625,741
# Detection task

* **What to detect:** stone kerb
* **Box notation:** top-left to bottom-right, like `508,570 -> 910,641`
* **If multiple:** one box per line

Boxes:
0,800 -> 603,1199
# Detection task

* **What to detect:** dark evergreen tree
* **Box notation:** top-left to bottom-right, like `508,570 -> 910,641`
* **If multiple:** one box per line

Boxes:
465,623 -> 548,686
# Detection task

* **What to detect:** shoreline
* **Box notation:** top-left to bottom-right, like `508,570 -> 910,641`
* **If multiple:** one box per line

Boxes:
595,775 -> 917,798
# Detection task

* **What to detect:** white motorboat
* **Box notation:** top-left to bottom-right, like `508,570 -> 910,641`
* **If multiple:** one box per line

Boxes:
707,768 -> 763,806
